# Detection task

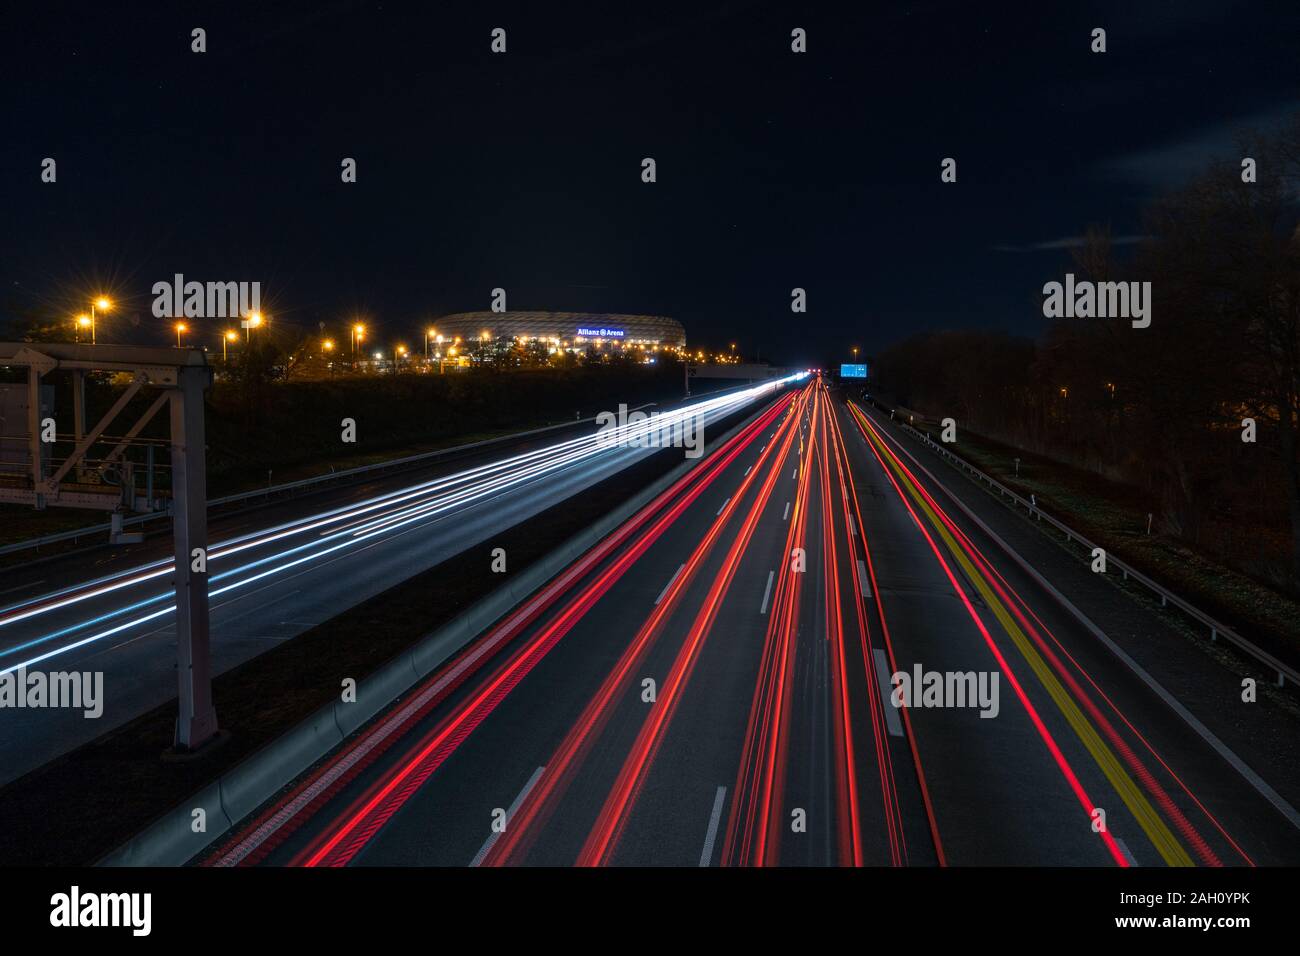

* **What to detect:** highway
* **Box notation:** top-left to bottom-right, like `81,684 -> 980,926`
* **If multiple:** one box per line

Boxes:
0,379 -> 797,785
205,376 -> 1300,867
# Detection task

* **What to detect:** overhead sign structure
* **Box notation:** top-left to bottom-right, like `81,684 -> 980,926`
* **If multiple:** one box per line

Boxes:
0,342 -> 219,753
840,363 -> 868,379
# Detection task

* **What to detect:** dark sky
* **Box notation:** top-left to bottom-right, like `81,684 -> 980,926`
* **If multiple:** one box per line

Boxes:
3,0 -> 1298,366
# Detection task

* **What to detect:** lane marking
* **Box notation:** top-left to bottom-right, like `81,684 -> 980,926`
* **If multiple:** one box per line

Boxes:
759,570 -> 775,615
859,402 -> 1300,834
0,581 -> 43,598
699,785 -> 728,866
470,765 -> 545,866
782,501 -> 790,521
856,404 -> 1190,865
792,468 -> 798,479
716,497 -> 730,516
856,559 -> 871,597
743,465 -> 751,477
872,649 -> 904,737
655,564 -> 686,605
1115,837 -> 1139,866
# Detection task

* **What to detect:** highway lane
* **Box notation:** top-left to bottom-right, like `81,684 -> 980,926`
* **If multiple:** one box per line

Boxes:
205,375 -> 1300,867
0,379 -> 799,785
846,397 -> 1300,865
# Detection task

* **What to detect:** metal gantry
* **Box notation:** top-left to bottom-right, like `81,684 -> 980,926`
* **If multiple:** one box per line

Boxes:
0,342 -> 218,751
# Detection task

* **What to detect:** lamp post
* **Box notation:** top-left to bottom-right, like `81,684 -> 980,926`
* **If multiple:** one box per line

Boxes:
242,311 -> 263,343
87,296 -> 111,344
176,322 -> 188,348
352,323 -> 366,367
223,330 -> 237,362
76,314 -> 92,343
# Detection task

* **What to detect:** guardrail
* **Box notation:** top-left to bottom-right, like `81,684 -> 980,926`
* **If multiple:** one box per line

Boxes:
0,406 -> 652,559
868,402 -> 1297,689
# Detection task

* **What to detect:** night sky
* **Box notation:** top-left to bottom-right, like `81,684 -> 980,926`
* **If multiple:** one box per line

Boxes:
3,0 -> 1298,366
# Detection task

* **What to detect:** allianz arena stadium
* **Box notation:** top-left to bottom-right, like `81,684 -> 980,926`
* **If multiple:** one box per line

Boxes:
432,311 -> 686,350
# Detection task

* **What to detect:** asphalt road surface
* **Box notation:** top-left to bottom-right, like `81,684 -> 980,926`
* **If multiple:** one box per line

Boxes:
206,376 -> 1300,867
0,379 -> 796,784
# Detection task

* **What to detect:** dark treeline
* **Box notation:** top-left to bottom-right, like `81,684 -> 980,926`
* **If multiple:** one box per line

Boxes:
207,359 -> 686,490
875,116 -> 1300,592
0,358 -> 687,499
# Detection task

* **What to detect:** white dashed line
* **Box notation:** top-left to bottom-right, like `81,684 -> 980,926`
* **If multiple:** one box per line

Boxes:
699,786 -> 728,867
470,766 -> 546,866
656,564 -> 686,605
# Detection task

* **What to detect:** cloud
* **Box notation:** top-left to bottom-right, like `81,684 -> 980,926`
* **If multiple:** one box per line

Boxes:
1101,103 -> 1300,189
992,235 -> 1150,253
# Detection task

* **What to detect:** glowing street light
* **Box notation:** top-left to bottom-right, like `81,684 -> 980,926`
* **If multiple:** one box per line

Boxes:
223,329 -> 237,361
352,323 -> 366,360
83,296 -> 111,344
175,322 -> 188,348
75,314 -> 92,343
241,310 -> 264,342
425,327 -> 438,361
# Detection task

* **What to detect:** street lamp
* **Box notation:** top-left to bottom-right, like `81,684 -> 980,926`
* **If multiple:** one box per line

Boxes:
92,297 -> 111,340
223,329 -> 237,362
76,314 -> 92,343
352,323 -> 366,361
243,311 -> 264,343
396,344 -> 407,372
175,322 -> 188,348
83,296 -> 111,344
425,328 -> 437,362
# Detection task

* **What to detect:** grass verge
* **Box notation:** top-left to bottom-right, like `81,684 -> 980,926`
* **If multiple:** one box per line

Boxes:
900,413 -> 1300,655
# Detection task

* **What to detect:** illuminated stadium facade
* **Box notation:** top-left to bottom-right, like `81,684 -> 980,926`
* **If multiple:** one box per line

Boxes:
433,311 -> 686,351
